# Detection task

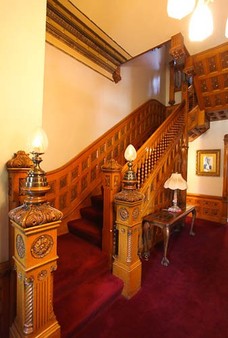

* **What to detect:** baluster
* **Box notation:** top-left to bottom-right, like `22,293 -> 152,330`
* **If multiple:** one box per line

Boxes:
137,163 -> 141,189
141,158 -> 145,185
148,148 -> 152,173
145,149 -> 148,180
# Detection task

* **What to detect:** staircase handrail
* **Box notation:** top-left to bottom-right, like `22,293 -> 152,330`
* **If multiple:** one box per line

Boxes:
7,99 -> 167,235
121,100 -> 187,217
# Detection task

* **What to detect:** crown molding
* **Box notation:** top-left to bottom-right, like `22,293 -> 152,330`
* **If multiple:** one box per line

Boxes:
46,0 -> 132,82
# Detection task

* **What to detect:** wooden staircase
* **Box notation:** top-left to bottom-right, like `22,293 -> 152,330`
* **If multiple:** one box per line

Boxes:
7,98 -> 188,337
68,194 -> 103,247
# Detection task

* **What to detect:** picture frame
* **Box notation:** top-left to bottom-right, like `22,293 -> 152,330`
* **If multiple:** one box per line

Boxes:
196,149 -> 221,176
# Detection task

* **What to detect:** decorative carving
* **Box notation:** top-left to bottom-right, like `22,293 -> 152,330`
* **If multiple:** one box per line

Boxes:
59,192 -> 67,210
60,175 -> 67,188
119,207 -> 129,221
208,56 -> 217,72
9,203 -> 63,228
71,184 -> 78,201
6,150 -> 33,169
220,51 -> 228,69
71,166 -> 79,180
101,159 -> 122,172
126,229 -> 132,263
31,235 -> 54,259
16,234 -> 25,259
24,276 -> 34,334
46,0 -> 131,82
132,207 -> 139,220
112,66 -> 121,83
192,43 -> 228,115
91,166 -> 97,181
115,189 -> 144,203
169,33 -> 188,61
211,76 -> 219,90
37,270 -> 48,281
200,80 -> 208,92
81,174 -> 88,192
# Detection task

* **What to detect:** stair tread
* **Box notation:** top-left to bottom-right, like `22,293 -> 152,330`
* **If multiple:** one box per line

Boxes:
80,206 -> 103,224
91,194 -> 103,209
54,272 -> 123,338
68,218 -> 102,247
54,233 -> 123,338
54,233 -> 108,297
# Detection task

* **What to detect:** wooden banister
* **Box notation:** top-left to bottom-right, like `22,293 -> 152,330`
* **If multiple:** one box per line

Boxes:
121,100 -> 187,218
7,99 -> 167,237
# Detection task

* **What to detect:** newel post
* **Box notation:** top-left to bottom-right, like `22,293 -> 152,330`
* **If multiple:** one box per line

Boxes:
112,145 -> 144,299
8,151 -> 62,338
101,159 -> 122,267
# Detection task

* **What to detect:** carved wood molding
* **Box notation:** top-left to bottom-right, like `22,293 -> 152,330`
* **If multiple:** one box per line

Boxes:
192,42 -> 228,116
46,0 -> 132,82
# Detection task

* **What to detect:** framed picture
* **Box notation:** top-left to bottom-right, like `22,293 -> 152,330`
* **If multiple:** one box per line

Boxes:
196,149 -> 221,176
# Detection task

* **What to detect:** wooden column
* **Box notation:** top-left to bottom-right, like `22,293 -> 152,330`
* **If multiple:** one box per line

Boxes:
7,151 -> 33,328
113,165 -> 144,299
223,134 -> 228,224
101,159 -> 122,267
169,61 -> 175,106
8,153 -> 62,338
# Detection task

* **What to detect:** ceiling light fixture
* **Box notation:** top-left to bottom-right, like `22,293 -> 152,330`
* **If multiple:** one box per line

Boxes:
189,0 -> 213,41
167,0 -> 196,20
167,0 -> 227,42
226,18 -> 228,38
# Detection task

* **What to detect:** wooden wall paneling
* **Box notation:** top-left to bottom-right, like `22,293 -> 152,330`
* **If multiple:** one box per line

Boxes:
186,193 -> 224,223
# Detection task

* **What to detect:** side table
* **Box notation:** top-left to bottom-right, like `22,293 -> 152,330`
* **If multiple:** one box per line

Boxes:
143,205 -> 196,266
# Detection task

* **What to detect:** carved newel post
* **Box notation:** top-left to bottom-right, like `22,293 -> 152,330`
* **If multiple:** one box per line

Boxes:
113,145 -> 144,299
8,130 -> 62,337
101,159 -> 122,267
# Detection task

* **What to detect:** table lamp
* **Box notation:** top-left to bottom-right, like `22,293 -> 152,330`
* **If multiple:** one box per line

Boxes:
164,172 -> 188,212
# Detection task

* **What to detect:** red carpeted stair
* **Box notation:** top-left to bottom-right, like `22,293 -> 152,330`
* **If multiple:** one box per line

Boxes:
67,195 -> 104,247
53,195 -> 123,338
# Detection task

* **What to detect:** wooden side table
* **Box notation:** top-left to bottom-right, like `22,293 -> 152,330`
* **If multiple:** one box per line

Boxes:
143,205 -> 196,266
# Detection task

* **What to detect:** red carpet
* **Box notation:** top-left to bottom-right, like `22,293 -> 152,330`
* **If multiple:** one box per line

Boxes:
53,234 -> 124,337
76,218 -> 228,338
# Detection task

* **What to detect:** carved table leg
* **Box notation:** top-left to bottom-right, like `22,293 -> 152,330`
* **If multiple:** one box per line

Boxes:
143,221 -> 151,261
190,208 -> 196,236
161,224 -> 170,266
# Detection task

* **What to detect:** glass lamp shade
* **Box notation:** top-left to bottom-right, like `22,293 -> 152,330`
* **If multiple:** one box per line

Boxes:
164,172 -> 188,190
124,144 -> 137,162
226,18 -> 228,38
167,0 -> 196,20
29,127 -> 48,154
189,0 -> 213,41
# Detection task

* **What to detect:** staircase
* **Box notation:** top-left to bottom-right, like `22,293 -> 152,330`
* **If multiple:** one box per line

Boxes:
68,195 -> 103,247
7,99 -> 186,337
54,194 -> 123,337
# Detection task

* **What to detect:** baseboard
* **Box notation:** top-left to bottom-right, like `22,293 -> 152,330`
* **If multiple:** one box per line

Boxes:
187,193 -> 226,224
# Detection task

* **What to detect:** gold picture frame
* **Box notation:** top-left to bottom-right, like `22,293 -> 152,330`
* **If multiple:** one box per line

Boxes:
196,149 -> 221,176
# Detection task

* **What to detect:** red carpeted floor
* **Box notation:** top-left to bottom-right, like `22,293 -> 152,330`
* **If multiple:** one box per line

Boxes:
75,218 -> 228,338
53,234 -> 124,337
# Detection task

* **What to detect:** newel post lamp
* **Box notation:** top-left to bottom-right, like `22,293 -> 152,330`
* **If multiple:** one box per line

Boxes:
164,172 -> 188,213
113,144 -> 144,299
9,127 -> 62,338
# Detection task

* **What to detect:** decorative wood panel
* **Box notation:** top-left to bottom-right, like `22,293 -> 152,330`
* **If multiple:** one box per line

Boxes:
186,193 -> 225,224
193,42 -> 228,120
7,99 -> 167,236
